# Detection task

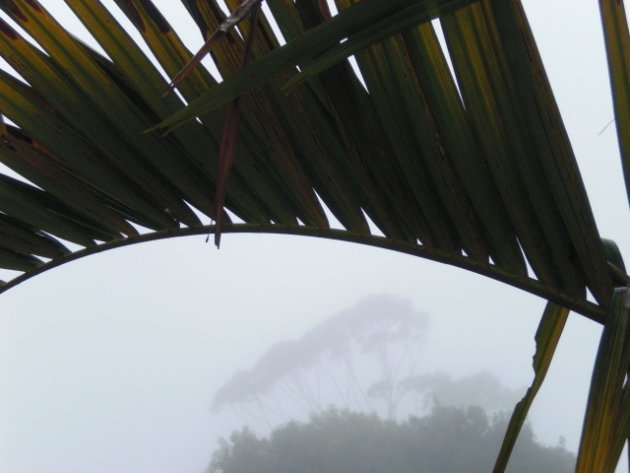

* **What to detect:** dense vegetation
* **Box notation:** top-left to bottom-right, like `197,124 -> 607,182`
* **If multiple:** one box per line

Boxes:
209,406 -> 575,473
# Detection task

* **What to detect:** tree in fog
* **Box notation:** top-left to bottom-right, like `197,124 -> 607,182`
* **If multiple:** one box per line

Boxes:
208,406 -> 575,473
212,294 -> 429,424
210,296 -> 567,473
212,295 -> 527,428
387,370 -> 525,414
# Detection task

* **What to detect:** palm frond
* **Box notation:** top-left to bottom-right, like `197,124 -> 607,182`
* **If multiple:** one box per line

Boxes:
492,302 -> 569,473
599,0 -> 630,210
576,287 -> 630,473
0,0 -> 621,320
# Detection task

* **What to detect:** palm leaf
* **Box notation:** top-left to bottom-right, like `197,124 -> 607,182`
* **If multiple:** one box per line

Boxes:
492,302 -> 569,473
576,288 -> 630,473
0,0 -> 619,315
599,0 -> 630,210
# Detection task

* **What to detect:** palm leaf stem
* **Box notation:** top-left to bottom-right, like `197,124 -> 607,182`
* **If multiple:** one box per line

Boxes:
214,2 -> 261,248
0,223 -> 607,323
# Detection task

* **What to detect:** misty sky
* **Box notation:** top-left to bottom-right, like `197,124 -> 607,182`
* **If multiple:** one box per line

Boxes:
1,1 -> 629,472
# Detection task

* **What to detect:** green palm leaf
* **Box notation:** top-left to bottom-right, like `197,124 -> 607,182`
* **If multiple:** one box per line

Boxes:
0,1 -> 617,311
599,0 -> 630,210
493,302 -> 569,473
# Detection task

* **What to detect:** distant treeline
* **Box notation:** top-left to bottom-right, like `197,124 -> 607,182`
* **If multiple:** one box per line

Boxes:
209,405 -> 575,473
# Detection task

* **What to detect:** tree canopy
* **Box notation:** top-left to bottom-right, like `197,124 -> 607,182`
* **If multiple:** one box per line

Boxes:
209,406 -> 575,473
212,295 -> 428,418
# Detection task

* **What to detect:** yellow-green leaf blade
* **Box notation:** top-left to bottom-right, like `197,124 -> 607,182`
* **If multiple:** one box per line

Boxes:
576,288 -> 630,473
151,0 -> 478,133
599,0 -> 630,210
492,301 -> 569,473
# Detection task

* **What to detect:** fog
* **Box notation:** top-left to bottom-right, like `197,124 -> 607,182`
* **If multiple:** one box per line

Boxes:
0,237 -> 587,473
1,0 -> 629,472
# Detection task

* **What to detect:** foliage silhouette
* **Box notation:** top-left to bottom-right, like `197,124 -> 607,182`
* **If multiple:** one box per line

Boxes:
209,406 -> 575,473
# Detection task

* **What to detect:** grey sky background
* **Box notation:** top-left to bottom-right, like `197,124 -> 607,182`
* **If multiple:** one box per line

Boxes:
0,0 -> 629,472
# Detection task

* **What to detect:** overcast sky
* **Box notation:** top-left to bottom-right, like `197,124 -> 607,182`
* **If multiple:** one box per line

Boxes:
1,1 -> 629,472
